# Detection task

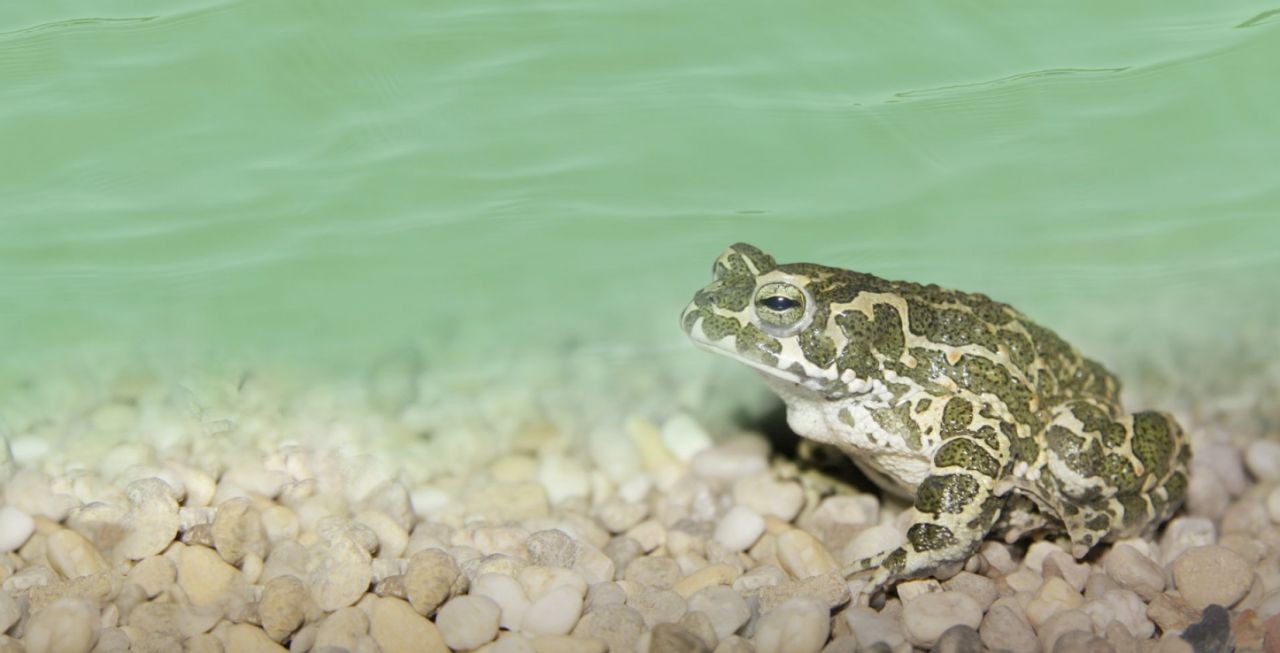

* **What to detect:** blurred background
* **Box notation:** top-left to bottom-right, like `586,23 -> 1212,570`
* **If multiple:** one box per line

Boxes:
2,0 -> 1277,430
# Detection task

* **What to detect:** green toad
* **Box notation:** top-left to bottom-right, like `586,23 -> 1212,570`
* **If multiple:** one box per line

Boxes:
681,243 -> 1190,597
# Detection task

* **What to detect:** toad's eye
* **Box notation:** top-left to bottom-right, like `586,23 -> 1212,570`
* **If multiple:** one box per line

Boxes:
753,282 -> 806,332
760,296 -> 798,311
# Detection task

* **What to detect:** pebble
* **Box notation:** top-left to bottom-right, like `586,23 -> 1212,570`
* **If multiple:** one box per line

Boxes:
178,545 -> 240,607
0,506 -> 34,553
572,604 -> 646,653
370,596 -> 449,653
528,529 -> 580,568
1171,545 -> 1252,610
436,595 -> 501,650
519,565 -> 589,601
314,606 -> 369,651
688,585 -> 750,640
756,573 -> 849,613
661,414 -> 714,463
932,624 -> 984,653
522,586 -> 585,636
775,529 -> 837,578
753,597 -> 829,653
843,606 -> 907,651
626,521 -> 668,553
311,534 -> 373,611
1246,440 -> 1280,482
1147,593 -> 1200,634
1159,517 -> 1217,565
259,575 -> 309,642
645,622 -> 711,653
473,572 -> 531,630
1103,544 -> 1165,600
902,590 -> 983,648
22,598 -> 101,653
1180,604 -> 1232,653
404,548 -> 463,615
539,455 -> 591,505
225,623 -> 288,653
0,592 -> 19,634
679,610 -> 719,650
1025,576 -> 1085,629
531,634 -> 608,653
584,581 -> 628,613
799,494 -> 879,549
624,555 -> 683,589
732,476 -> 804,522
211,497 -> 266,565
979,603 -> 1038,653
942,572 -> 998,611
127,555 -> 176,598
628,588 -> 688,628
1042,550 -> 1091,593
45,529 -> 108,579
117,478 -> 180,560
672,563 -> 740,598
690,440 -> 768,480
1036,609 -> 1094,653
1082,589 -> 1154,639
714,506 -> 765,553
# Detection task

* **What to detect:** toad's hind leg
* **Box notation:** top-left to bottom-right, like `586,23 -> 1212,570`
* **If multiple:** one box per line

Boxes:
1036,399 -> 1190,557
846,396 -> 1014,594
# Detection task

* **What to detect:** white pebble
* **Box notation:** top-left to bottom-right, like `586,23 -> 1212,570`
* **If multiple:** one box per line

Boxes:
902,591 -> 983,648
1246,440 -> 1280,482
472,572 -> 530,631
1103,544 -> 1165,600
0,506 -> 35,553
844,606 -> 907,651
1171,545 -> 1253,610
46,529 -> 108,579
690,440 -> 768,480
661,413 -> 713,462
732,475 -> 804,522
1159,516 -> 1217,565
435,595 -> 500,651
776,529 -> 837,578
714,506 -> 765,553
753,597 -> 829,653
1082,588 -> 1154,639
117,478 -> 180,560
1024,576 -> 1083,629
539,455 -> 591,505
518,565 -> 588,601
521,585 -> 583,636
22,598 -> 100,653
688,585 -> 750,639
310,534 -> 373,612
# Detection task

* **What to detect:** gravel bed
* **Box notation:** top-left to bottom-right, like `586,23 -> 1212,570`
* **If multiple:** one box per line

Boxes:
1,364 -> 1278,653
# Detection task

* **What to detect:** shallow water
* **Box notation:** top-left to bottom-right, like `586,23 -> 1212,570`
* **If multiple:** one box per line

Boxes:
2,0 -> 1278,387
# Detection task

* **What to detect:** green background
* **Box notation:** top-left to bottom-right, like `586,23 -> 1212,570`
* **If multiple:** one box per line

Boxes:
2,0 -> 1277,387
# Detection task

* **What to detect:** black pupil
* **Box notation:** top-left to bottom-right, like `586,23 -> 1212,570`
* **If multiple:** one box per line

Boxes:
761,296 -> 798,311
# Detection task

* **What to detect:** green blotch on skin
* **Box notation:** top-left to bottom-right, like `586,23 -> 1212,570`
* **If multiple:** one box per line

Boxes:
1046,425 -> 1102,478
1132,412 -> 1173,479
933,438 -> 1000,478
871,402 -> 923,451
834,310 -> 878,377
1085,513 -> 1111,533
941,397 -> 973,437
907,523 -> 958,552
799,327 -> 836,369
884,548 -> 907,572
967,494 -> 1004,530
1102,453 -> 1139,491
1163,471 -> 1188,503
871,303 -> 905,360
1118,493 -> 1151,529
735,324 -> 781,366
1069,401 -> 1128,448
915,398 -> 933,414
698,313 -> 741,341
915,474 -> 980,515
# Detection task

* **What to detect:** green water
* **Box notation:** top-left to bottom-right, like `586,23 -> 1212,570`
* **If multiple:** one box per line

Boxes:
3,0 -> 1278,385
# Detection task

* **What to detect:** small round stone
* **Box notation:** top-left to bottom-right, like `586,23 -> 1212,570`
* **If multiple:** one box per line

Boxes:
436,595 -> 501,651
979,604 -> 1038,653
932,624 -> 985,653
1172,545 -> 1253,610
572,604 -> 646,653
117,478 -> 181,560
627,588 -> 687,629
259,575 -> 308,642
714,506 -> 765,553
473,572 -> 531,631
753,597 -> 829,653
0,506 -> 35,553
1246,440 -> 1280,482
521,586 -> 584,636
775,529 -> 837,578
45,529 -> 108,579
688,585 -> 750,640
310,534 -> 373,612
1103,544 -> 1165,601
902,591 -> 983,648
212,497 -> 266,565
22,598 -> 100,653
370,596 -> 449,653
404,548 -> 462,615
623,556 -> 682,589
732,476 -> 804,522
178,545 -> 240,607
1025,576 -> 1084,629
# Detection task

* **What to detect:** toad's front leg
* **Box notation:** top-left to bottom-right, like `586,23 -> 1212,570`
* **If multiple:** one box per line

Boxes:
844,400 -> 1015,601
